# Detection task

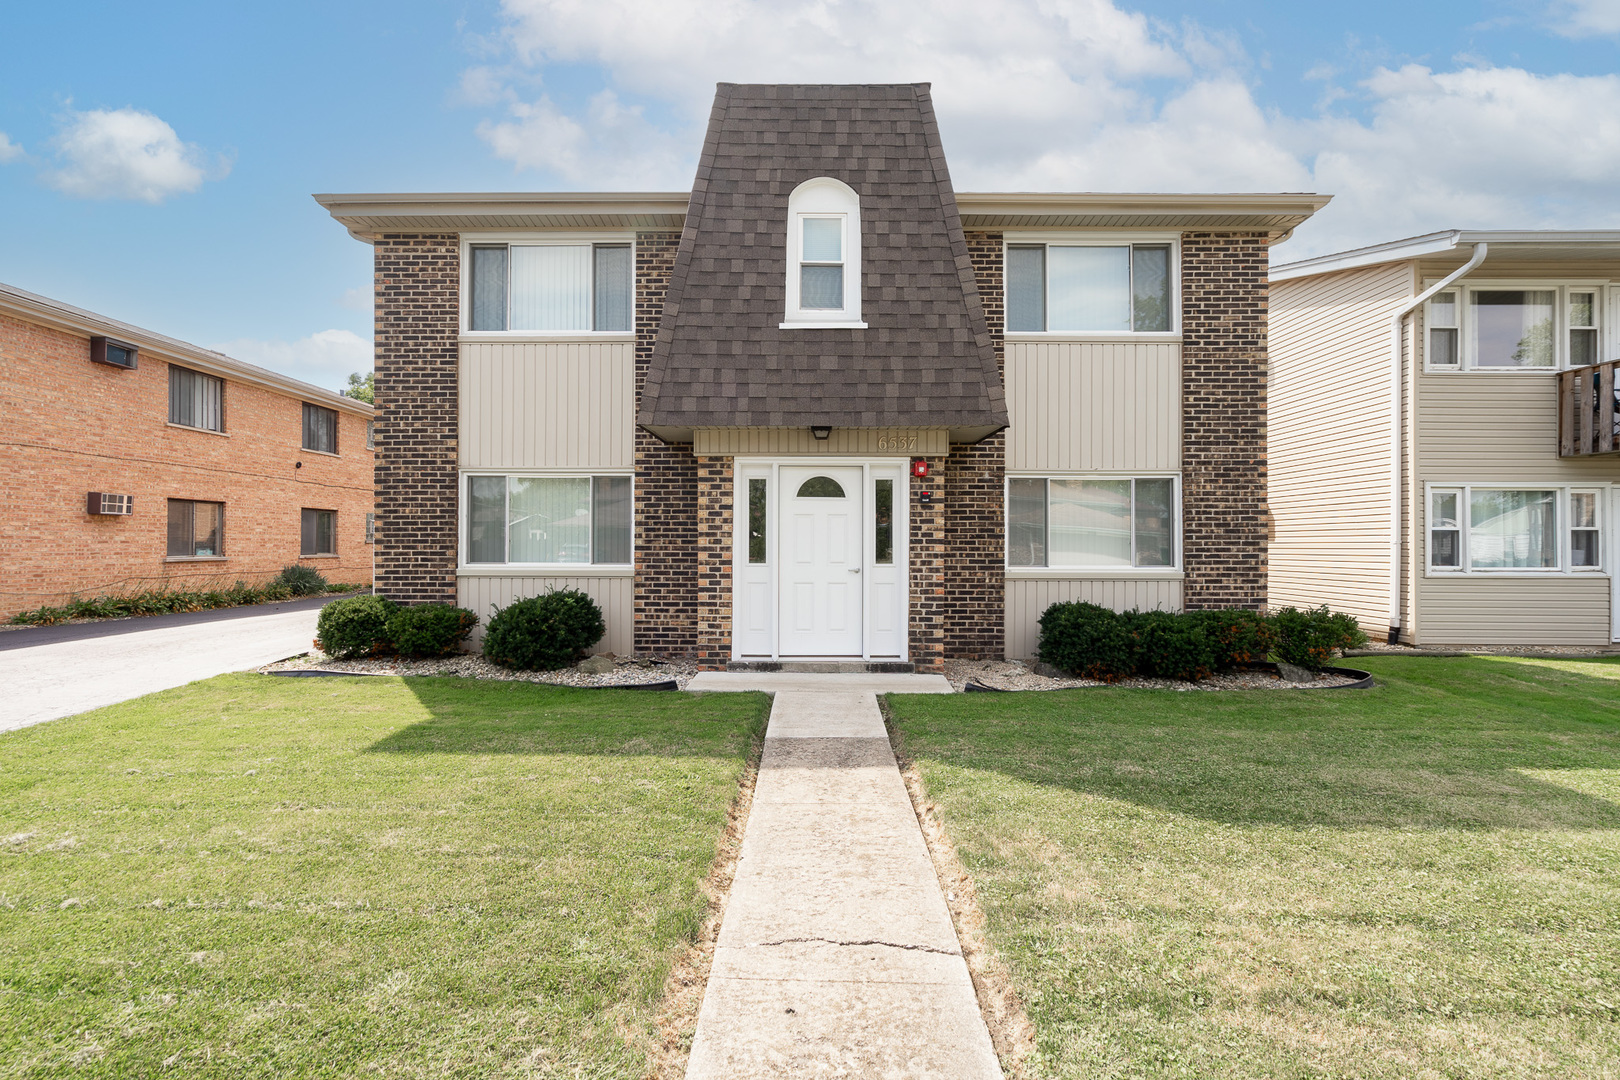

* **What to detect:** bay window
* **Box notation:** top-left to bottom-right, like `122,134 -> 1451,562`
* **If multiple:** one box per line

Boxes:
1428,486 -> 1605,572
467,242 -> 633,333
1008,476 -> 1177,569
1425,284 -> 1603,370
1007,241 -> 1174,334
465,474 -> 632,566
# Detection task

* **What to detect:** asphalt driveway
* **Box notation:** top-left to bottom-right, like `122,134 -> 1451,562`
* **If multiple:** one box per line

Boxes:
0,595 -> 342,732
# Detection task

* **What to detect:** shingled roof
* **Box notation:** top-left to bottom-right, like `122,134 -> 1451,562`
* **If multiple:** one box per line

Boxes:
638,83 -> 1008,443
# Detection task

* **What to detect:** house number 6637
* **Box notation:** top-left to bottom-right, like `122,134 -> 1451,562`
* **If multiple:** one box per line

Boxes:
876,434 -> 918,451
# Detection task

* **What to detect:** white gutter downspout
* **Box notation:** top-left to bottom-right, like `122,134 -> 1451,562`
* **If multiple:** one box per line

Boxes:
1386,241 -> 1487,643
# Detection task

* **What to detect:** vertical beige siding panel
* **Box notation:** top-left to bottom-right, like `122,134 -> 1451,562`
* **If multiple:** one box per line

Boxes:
1007,340 -> 1180,472
1003,577 -> 1184,659
1269,263 -> 1415,635
460,341 -> 634,468
458,573 -> 635,655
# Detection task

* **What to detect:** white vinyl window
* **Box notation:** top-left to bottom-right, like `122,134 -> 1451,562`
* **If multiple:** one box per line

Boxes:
783,177 -> 864,327
1007,476 -> 1178,569
1427,486 -> 1606,573
467,242 -> 633,333
1425,283 -> 1604,370
464,474 -> 632,566
1006,242 -> 1176,334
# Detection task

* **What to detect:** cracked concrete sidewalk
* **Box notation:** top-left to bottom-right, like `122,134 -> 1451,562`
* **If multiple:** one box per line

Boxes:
683,679 -> 1002,1078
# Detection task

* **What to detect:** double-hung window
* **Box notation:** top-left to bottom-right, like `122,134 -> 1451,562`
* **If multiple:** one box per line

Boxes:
467,242 -> 633,332
783,177 -> 863,327
1006,241 -> 1175,334
167,499 -> 224,558
465,474 -> 632,566
168,366 -> 223,431
1007,476 -> 1177,569
1428,486 -> 1604,572
1425,284 -> 1602,370
302,403 -> 338,454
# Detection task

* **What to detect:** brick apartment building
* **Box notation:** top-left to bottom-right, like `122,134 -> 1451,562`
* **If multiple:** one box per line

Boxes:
0,282 -> 375,618
318,83 -> 1327,669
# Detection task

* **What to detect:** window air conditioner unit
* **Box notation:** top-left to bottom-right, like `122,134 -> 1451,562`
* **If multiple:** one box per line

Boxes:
90,336 -> 139,369
87,492 -> 134,516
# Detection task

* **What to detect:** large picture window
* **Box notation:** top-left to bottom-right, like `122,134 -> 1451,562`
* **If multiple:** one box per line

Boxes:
1007,476 -> 1177,569
168,366 -> 223,431
465,474 -> 632,565
1428,486 -> 1603,572
467,243 -> 633,332
167,499 -> 223,558
1426,284 -> 1601,370
1007,242 -> 1174,334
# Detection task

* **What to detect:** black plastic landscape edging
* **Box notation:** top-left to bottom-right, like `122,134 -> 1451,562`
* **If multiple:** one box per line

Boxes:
262,670 -> 679,690
965,663 -> 1374,693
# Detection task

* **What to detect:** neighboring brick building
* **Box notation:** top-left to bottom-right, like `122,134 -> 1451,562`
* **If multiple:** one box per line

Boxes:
318,83 -> 1326,668
0,282 -> 375,618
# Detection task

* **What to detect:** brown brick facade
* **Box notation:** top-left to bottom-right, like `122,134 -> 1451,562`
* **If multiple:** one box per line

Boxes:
1179,231 -> 1269,609
908,464 -> 947,672
693,455 -> 733,664
373,234 -> 460,605
632,230 -> 702,656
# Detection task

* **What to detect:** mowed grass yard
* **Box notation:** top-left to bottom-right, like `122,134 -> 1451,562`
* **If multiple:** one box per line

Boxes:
0,674 -> 768,1078
888,656 -> 1620,1079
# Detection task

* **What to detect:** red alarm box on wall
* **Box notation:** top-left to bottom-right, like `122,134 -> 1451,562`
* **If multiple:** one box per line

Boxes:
911,458 -> 929,478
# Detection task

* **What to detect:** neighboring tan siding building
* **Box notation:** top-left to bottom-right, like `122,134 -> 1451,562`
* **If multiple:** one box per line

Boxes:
1271,231 -> 1620,647
319,83 -> 1326,668
0,283 -> 375,618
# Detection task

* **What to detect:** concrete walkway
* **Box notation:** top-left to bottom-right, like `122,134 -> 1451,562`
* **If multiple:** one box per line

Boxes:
0,601 -> 330,732
684,674 -> 1002,1079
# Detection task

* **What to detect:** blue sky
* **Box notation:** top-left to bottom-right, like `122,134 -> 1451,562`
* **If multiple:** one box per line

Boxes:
3,0 -> 1618,389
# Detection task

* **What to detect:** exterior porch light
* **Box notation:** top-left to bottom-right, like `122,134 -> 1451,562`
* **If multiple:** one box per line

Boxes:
810,425 -> 831,440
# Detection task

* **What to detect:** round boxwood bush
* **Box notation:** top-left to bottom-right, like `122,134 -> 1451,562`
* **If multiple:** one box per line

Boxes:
1037,601 -> 1136,682
1190,608 -> 1277,672
386,604 -> 478,659
274,564 -> 328,597
1270,605 -> 1368,670
316,594 -> 398,660
1131,609 -> 1216,681
482,589 -> 605,671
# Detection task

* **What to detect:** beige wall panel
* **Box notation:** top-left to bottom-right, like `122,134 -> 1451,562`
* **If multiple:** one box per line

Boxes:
458,573 -> 634,655
1268,263 -> 1414,633
695,427 -> 948,456
459,341 -> 633,469
1004,577 -> 1183,658
1006,341 -> 1180,471
1416,575 -> 1611,645
1416,372 -> 1618,482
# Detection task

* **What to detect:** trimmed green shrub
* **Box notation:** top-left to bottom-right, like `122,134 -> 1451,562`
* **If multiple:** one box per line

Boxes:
1131,609 -> 1216,681
316,594 -> 399,660
1037,602 -> 1136,682
1270,605 -> 1369,670
1192,608 -> 1278,672
274,564 -> 328,597
386,604 -> 478,659
482,590 -> 605,671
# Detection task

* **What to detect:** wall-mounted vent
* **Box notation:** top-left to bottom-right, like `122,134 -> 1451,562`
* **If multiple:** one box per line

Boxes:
90,336 -> 139,369
87,492 -> 134,516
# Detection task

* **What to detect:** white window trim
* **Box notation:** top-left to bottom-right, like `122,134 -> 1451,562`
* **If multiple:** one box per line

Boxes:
1004,471 -> 1183,574
1002,231 -> 1182,340
457,469 -> 635,571
458,231 -> 637,341
1423,482 -> 1609,576
1422,280 -> 1609,373
782,178 -> 866,329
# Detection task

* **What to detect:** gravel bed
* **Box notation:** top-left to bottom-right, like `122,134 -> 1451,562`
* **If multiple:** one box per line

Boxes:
943,659 -> 1362,692
261,651 -> 700,689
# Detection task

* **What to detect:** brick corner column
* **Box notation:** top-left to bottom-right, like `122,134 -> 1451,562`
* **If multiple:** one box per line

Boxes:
693,455 -> 734,668
909,462 -> 947,673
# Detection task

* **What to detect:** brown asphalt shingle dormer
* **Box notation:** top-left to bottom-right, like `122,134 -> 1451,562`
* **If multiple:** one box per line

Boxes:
638,83 -> 1008,443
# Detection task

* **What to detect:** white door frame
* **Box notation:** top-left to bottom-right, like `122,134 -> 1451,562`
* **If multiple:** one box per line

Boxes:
731,457 -> 910,660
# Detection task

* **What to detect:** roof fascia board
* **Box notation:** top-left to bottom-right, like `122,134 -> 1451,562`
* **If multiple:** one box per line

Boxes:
1273,229 -> 1620,282
955,191 -> 1331,219
0,284 -> 372,416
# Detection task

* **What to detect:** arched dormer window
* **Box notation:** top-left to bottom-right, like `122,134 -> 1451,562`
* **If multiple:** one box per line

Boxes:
782,177 -> 865,329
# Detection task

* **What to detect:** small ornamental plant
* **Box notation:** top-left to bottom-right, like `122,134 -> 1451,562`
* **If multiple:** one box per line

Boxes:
315,595 -> 399,660
386,604 -> 478,659
482,590 -> 606,671
273,564 -> 328,597
1270,605 -> 1368,671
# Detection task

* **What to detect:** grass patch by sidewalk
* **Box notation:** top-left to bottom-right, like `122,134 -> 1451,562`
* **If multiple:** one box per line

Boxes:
887,656 -> 1620,1079
0,674 -> 768,1077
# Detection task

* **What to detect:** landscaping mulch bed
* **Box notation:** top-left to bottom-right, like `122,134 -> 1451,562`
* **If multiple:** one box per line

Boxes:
261,650 -> 700,689
945,659 -> 1363,692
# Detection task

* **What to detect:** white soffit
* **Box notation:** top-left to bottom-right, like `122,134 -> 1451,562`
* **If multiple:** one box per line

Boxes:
1272,229 -> 1620,281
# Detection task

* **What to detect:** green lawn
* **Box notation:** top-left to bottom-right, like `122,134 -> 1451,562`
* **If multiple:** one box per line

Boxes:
0,674 -> 768,1078
887,656 -> 1620,1079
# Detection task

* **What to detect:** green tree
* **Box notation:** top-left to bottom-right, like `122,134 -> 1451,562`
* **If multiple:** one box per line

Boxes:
342,371 -> 374,404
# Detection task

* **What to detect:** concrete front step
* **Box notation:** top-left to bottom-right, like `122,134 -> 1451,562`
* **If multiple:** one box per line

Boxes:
726,660 -> 916,673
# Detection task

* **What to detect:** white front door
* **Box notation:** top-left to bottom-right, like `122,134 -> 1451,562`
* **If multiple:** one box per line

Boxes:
779,466 -> 864,656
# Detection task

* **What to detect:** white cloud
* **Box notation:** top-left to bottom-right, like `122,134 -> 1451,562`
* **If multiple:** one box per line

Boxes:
46,107 -> 222,203
212,329 -> 372,391
338,286 -> 371,311
0,132 -> 22,163
469,0 -> 1620,261
1549,0 -> 1620,36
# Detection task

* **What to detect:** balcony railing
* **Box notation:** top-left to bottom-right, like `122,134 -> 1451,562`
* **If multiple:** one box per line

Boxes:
1558,360 -> 1620,457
